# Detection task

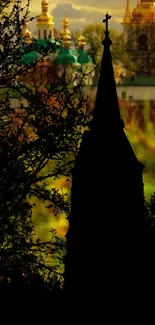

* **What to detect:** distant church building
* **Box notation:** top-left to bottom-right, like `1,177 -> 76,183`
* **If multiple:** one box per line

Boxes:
64,14 -> 145,298
122,0 -> 155,51
19,0 -> 93,86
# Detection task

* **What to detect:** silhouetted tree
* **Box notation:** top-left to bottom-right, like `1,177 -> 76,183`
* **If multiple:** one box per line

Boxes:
144,193 -> 155,239
0,0 -> 92,296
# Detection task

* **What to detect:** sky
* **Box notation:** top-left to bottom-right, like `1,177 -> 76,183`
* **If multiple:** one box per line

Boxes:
27,0 -> 140,34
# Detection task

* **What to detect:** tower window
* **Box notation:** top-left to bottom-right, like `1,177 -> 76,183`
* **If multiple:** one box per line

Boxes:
44,30 -> 47,39
38,30 -> 40,39
49,30 -> 52,38
138,33 -> 148,51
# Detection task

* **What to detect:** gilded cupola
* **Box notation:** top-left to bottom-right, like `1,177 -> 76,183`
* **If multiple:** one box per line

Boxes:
21,21 -> 32,44
60,15 -> 72,48
37,0 -> 54,25
36,0 -> 55,39
77,30 -> 86,49
132,0 -> 155,23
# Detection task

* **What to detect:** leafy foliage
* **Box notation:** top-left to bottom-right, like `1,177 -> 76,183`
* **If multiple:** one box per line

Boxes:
82,24 -> 123,64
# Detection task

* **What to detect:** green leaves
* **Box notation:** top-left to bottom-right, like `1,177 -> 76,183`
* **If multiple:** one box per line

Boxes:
82,24 -> 122,65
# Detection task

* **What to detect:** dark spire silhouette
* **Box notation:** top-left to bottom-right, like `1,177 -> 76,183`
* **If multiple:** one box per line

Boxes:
92,12 -> 122,131
64,13 -> 145,300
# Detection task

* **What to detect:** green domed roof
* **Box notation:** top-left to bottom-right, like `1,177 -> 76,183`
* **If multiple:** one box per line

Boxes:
35,38 -> 60,50
19,38 -> 60,65
55,47 -> 80,66
77,49 -> 92,64
19,50 -> 41,65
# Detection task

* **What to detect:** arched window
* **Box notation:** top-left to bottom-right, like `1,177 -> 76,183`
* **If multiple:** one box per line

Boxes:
49,30 -> 52,38
138,33 -> 148,51
44,30 -> 47,39
38,30 -> 40,39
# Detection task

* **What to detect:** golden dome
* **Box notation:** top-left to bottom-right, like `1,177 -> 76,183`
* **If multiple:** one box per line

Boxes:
132,1 -> 155,23
37,0 -> 54,25
60,17 -> 70,37
60,15 -> 72,47
63,33 -> 72,47
21,22 -> 32,44
77,31 -> 86,48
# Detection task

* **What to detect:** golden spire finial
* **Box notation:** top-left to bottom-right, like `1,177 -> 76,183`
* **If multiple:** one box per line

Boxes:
123,0 -> 132,24
60,11 -> 72,48
21,21 -> 32,44
62,9 -> 69,29
41,0 -> 48,14
77,30 -> 86,49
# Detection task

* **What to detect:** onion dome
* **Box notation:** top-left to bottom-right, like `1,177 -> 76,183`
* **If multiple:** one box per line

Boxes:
60,16 -> 72,48
21,21 -> 32,44
37,0 -> 54,26
77,31 -> 92,64
77,49 -> 92,65
132,0 -> 155,23
55,47 -> 79,66
55,14 -> 81,68
77,31 -> 86,48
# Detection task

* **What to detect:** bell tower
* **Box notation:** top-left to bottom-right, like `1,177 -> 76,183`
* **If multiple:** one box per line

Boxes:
122,0 -> 155,56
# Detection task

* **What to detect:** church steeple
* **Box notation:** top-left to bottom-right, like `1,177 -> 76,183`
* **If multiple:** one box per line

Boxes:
92,13 -> 122,132
123,0 -> 132,24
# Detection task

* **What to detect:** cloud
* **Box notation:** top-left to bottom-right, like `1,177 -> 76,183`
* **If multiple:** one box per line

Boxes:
24,0 -> 139,34
52,3 -> 83,19
50,3 -> 124,31
51,0 -> 137,10
27,0 -> 138,13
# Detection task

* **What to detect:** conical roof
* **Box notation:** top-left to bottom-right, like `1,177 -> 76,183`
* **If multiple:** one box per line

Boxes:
92,24 -> 121,131
122,0 -> 132,24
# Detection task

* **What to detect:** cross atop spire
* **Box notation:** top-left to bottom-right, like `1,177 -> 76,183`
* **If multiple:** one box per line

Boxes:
102,12 -> 112,47
91,13 -> 121,133
103,12 -> 111,32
